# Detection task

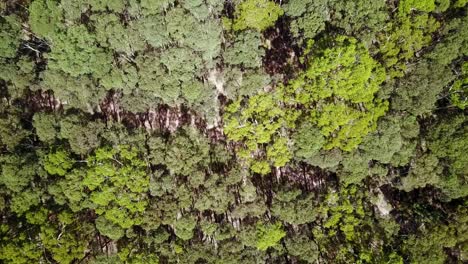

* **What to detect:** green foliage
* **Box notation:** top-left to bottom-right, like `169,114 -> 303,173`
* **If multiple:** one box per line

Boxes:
0,15 -> 21,58
285,0 -> 388,43
391,61 -> 454,116
95,215 -> 125,240
10,187 -> 42,214
233,0 -> 283,32
40,70 -> 104,111
92,14 -> 145,55
454,0 -> 468,7
403,207 -> 468,263
46,25 -> 112,78
318,186 -> 372,247
289,36 -> 388,151
0,154 -> 36,193
0,106 -> 30,150
400,117 -> 467,200
47,169 -> 86,211
399,0 -> 436,15
135,15 -> 170,48
224,30 -> 265,69
285,234 -> 319,263
33,112 -> 59,143
0,56 -> 35,99
359,114 -> 419,166
0,226 -> 42,264
400,153 -> 443,192
286,0 -> 328,42
38,219 -> 89,264
69,145 -> 151,232
164,7 -> 222,64
329,0 -> 388,39
224,69 -> 271,99
377,11 -> 440,78
224,92 -> 292,174
0,1 -> 467,263
28,0 -> 61,38
195,183 -> 233,213
450,61 -> 468,109
255,222 -> 286,251
164,128 -> 210,176
271,190 -> 317,225
426,14 -> 468,66
43,150 -> 73,176
225,36 -> 387,173
89,0 -> 126,13
59,115 -> 105,155
174,215 -> 197,240
311,185 -> 391,263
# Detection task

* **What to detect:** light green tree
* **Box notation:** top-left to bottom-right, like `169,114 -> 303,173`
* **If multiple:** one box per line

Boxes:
255,222 -> 286,251
233,0 -> 284,32
287,36 -> 388,151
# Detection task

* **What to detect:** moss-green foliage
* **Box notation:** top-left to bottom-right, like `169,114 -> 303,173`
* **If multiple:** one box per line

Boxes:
39,70 -> 102,111
46,25 -> 112,78
0,56 -> 35,99
28,0 -> 61,38
10,187 -> 43,214
455,0 -> 468,7
451,61 -> 468,109
38,218 -> 90,264
0,226 -> 43,264
89,0 -> 126,13
292,122 -> 325,161
0,155 -> 36,193
92,14 -> 145,55
427,115 -> 467,197
285,234 -> 319,263
59,115 -> 105,155
399,115 -> 467,200
285,0 -> 388,44
232,0 -> 284,32
360,114 -> 419,166
403,207 -> 468,263
224,30 -> 265,69
312,185 -> 396,263
163,127 -> 210,176
33,112 -> 59,143
283,0 -> 328,42
95,215 -> 125,240
320,186 -> 367,241
328,0 -> 388,39
174,215 -> 197,240
391,61 -> 454,116
271,189 -> 317,225
0,105 -> 30,150
0,15 -> 21,58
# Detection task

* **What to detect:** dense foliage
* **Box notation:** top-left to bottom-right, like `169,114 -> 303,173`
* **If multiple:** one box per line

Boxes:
0,0 -> 467,263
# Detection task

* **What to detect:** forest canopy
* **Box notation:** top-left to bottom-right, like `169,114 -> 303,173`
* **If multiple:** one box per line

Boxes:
0,0 -> 467,263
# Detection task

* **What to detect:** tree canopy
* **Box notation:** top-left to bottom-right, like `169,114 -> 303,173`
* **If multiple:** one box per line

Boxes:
0,0 -> 467,263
